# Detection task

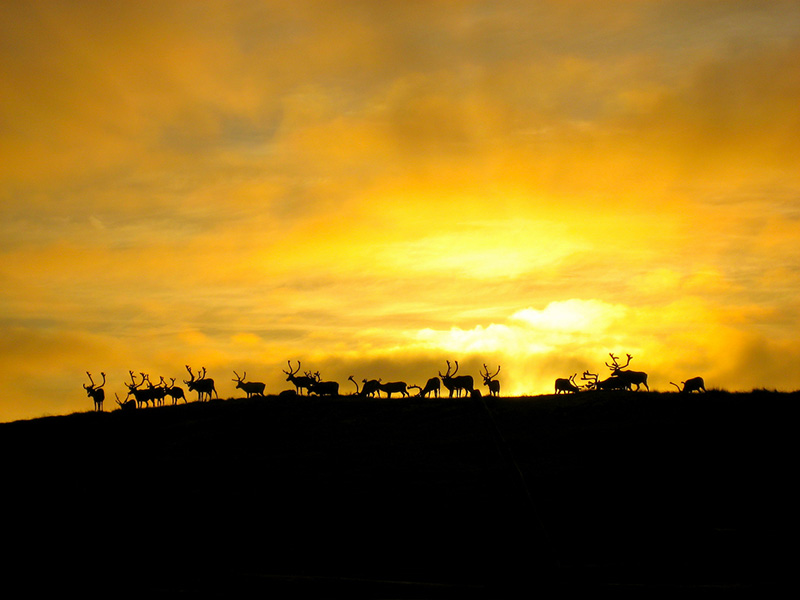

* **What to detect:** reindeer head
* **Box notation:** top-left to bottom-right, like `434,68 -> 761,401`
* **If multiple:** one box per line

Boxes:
83,371 -> 105,395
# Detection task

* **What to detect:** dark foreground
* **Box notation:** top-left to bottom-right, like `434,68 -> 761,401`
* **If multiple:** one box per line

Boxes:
1,391 -> 796,596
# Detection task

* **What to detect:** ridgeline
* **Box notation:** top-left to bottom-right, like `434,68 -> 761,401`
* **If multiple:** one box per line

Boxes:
1,390 -> 795,596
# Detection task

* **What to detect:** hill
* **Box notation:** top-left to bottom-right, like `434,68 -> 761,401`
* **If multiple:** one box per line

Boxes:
1,391 -> 796,596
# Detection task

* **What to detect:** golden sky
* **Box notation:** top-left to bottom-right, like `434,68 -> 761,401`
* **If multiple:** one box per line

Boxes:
2,1 -> 800,421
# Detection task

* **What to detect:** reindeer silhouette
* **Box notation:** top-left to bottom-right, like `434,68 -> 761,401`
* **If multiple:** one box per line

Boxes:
671,377 -> 706,393
283,361 -> 315,395
126,371 -> 155,407
554,374 -> 580,394
481,364 -> 501,397
115,392 -> 136,411
232,371 -> 266,398
184,366 -> 217,401
307,371 -> 339,396
439,361 -> 474,398
409,377 -> 440,398
377,380 -> 409,398
165,377 -> 186,404
83,372 -> 106,411
606,353 -> 649,391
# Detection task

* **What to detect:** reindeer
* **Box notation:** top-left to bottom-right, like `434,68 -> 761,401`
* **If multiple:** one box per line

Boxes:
232,371 -> 266,398
283,361 -> 315,395
439,361 -> 474,398
143,374 -> 168,406
554,373 -> 580,394
410,377 -> 440,398
115,393 -> 136,412
671,377 -> 706,393
165,378 -> 186,404
126,371 -> 155,408
308,373 -> 339,397
361,379 -> 382,397
606,353 -> 649,391
377,381 -> 409,398
184,366 -> 217,401
481,364 -> 501,397
582,371 -> 627,391
83,372 -> 106,411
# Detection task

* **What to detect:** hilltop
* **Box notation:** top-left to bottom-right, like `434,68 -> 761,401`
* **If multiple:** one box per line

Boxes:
1,390 -> 796,596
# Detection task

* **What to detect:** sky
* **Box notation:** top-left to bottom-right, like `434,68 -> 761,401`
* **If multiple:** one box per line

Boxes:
2,0 -> 800,421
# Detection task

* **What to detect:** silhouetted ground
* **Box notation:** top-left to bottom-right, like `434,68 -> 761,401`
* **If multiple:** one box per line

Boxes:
1,391 -> 795,596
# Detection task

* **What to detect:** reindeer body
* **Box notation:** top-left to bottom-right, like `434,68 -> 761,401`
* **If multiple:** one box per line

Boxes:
360,379 -> 382,397
184,366 -> 217,401
283,361 -> 315,395
309,380 -> 339,396
673,376 -> 706,393
83,372 -> 106,411
166,379 -> 186,404
555,374 -> 580,394
440,361 -> 474,398
481,365 -> 501,397
606,353 -> 649,391
233,371 -> 266,398
418,377 -> 440,398
377,381 -> 409,398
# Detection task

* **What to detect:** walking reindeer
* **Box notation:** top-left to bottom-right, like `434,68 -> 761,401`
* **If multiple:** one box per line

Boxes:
232,371 -> 266,398
184,366 -> 217,401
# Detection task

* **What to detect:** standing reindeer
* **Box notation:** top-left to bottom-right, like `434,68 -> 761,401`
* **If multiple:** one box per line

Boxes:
481,364 -> 501,397
232,371 -> 266,398
606,353 -> 649,391
283,361 -> 315,395
83,372 -> 106,411
377,380 -> 409,398
439,361 -> 474,398
184,366 -> 217,401
554,374 -> 580,394
126,371 -> 155,408
165,378 -> 186,404
143,374 -> 168,406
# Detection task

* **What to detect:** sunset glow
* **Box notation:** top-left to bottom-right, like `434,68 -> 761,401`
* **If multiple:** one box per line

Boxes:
2,1 -> 800,421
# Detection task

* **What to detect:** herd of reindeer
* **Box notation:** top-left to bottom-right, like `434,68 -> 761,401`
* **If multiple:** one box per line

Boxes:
81,353 -> 707,412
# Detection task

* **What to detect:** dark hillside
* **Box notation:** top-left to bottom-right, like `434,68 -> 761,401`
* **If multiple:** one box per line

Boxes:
1,391 -> 796,596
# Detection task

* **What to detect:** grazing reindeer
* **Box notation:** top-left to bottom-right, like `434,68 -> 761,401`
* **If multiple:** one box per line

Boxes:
671,377 -> 706,393
361,379 -> 382,397
410,377 -> 440,398
377,381 -> 409,398
165,378 -> 186,404
126,371 -> 155,408
83,372 -> 106,411
481,364 -> 501,397
232,371 -> 266,398
554,374 -> 580,394
184,366 -> 217,401
283,361 -> 315,395
582,371 -> 627,391
439,361 -> 474,398
606,353 -> 649,391
115,393 -> 136,412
